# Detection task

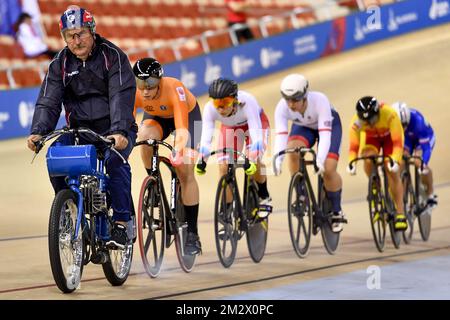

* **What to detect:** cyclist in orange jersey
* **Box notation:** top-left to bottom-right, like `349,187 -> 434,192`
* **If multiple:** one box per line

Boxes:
347,96 -> 407,231
133,57 -> 202,255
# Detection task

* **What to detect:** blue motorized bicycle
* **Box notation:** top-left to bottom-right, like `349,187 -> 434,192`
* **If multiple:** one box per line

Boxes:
33,127 -> 135,293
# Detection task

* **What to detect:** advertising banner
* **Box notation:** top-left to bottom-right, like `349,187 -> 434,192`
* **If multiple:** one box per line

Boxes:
0,88 -> 65,140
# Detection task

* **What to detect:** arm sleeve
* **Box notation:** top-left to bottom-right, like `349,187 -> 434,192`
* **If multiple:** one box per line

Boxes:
171,84 -> 190,151
133,92 -> 142,119
30,56 -> 65,135
389,113 -> 405,164
348,115 -> 361,164
274,100 -> 289,160
421,140 -> 432,165
415,114 -> 433,164
199,103 -> 216,150
316,98 -> 333,166
108,49 -> 136,135
243,95 -> 263,146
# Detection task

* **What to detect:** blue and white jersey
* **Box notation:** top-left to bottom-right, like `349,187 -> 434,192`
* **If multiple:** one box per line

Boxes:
404,108 -> 435,165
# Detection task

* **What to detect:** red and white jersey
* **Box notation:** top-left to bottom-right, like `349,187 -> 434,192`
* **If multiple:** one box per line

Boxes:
274,91 -> 334,165
200,90 -> 263,150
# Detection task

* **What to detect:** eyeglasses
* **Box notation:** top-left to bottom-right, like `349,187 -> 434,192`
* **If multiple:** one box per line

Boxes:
212,97 -> 235,109
136,77 -> 160,90
64,29 -> 91,44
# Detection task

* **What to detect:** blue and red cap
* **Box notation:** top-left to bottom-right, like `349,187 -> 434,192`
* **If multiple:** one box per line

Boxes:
59,8 -> 96,34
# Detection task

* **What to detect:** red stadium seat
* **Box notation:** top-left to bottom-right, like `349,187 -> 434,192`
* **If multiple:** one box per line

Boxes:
179,39 -> 204,60
12,69 -> 42,88
0,71 -> 10,89
206,32 -> 233,52
154,47 -> 176,64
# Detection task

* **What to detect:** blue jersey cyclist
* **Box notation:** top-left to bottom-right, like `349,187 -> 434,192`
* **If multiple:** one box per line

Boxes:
392,102 -> 438,210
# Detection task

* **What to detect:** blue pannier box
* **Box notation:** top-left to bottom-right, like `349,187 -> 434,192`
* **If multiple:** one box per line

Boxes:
46,145 -> 97,177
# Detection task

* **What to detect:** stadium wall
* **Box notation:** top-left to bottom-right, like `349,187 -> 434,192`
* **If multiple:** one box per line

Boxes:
0,0 -> 449,140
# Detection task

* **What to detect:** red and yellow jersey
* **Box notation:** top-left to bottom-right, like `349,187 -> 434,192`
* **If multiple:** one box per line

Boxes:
134,77 -> 196,131
348,104 -> 404,163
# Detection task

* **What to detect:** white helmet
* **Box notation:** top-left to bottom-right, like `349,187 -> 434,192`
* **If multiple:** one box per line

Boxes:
280,74 -> 309,100
391,101 -> 411,127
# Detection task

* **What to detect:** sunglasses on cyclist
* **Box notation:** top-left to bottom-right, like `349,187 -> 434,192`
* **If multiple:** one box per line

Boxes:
283,94 -> 306,103
136,77 -> 160,90
212,97 -> 235,109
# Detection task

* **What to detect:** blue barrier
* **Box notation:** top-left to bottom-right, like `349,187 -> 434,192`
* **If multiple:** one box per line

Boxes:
0,87 -> 66,140
1,0 -> 449,140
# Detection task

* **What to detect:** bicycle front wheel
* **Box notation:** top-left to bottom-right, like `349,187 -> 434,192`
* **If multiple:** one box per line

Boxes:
386,194 -> 401,249
174,180 -> 196,272
48,189 -> 85,293
137,176 -> 165,278
368,175 -> 386,252
214,175 -> 238,268
287,172 -> 312,258
418,181 -> 431,241
102,243 -> 133,286
319,186 -> 340,255
402,172 -> 415,244
246,184 -> 268,263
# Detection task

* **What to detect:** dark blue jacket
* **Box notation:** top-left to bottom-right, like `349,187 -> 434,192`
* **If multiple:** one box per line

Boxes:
30,34 -> 137,137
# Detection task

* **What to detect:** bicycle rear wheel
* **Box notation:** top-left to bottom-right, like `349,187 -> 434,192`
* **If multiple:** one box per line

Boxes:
418,181 -> 431,241
48,189 -> 85,293
246,184 -> 268,263
214,175 -> 238,268
174,180 -> 196,272
137,176 -> 165,278
287,172 -> 312,258
402,172 -> 415,244
319,185 -> 340,255
368,175 -> 386,252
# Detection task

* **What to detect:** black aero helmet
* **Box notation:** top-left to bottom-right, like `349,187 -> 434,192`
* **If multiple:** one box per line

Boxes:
133,57 -> 163,80
356,96 -> 380,121
209,78 -> 238,99
133,58 -> 163,89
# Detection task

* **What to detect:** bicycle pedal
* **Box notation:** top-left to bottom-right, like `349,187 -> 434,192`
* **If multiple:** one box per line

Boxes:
372,212 -> 380,224
90,251 -> 109,264
165,233 -> 173,248
218,231 -> 230,241
255,214 -> 269,221
332,216 -> 348,224
258,204 -> 273,214
312,225 -> 319,236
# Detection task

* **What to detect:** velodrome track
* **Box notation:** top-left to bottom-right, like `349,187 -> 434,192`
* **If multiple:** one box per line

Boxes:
1,23 -> 449,300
